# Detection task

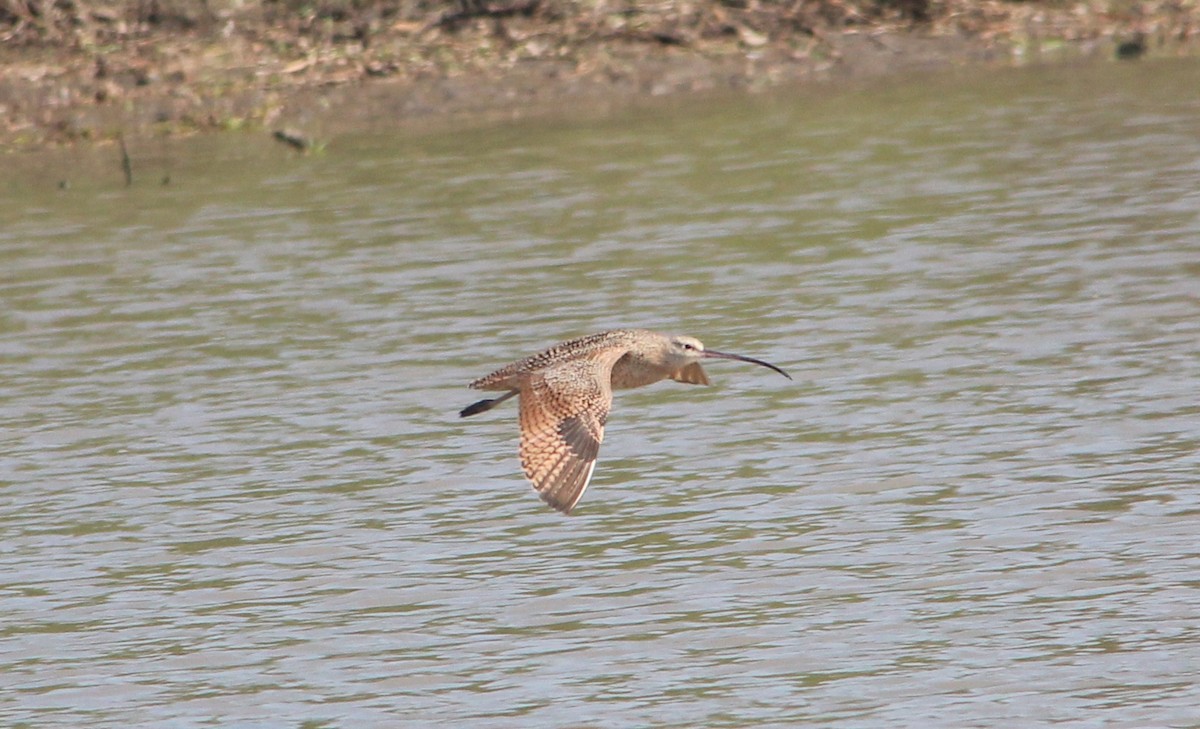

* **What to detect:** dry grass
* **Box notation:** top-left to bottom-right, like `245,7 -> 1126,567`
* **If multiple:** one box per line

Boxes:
1,0 -> 1197,147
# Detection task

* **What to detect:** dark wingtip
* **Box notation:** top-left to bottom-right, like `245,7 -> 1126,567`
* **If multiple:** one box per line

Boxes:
460,399 -> 490,417
460,389 -> 518,418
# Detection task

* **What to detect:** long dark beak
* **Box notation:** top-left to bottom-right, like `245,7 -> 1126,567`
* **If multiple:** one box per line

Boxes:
703,349 -> 792,380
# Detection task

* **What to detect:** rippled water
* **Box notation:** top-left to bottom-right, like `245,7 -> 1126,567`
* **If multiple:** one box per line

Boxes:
3,58 -> 1200,727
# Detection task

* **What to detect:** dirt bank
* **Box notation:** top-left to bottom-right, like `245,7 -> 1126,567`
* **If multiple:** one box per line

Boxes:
1,1 -> 1198,150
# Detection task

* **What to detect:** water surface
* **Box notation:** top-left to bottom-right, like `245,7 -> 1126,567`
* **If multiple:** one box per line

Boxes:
3,58 -> 1199,727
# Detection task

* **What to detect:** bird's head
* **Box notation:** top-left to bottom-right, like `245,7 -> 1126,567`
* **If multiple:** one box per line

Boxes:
665,335 -> 707,367
666,333 -> 792,380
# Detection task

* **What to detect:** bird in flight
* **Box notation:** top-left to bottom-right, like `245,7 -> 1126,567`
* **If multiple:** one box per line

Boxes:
460,329 -> 790,514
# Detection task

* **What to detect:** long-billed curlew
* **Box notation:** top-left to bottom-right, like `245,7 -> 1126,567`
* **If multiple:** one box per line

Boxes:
460,329 -> 791,514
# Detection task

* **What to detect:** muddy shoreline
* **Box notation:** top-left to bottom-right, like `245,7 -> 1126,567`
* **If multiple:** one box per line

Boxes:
2,1 -> 1198,151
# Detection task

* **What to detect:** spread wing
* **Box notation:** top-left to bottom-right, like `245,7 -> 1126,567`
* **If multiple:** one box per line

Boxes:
518,361 -> 612,514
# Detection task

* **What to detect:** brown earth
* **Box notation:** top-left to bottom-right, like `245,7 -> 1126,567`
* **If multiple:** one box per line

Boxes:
1,1 -> 1198,151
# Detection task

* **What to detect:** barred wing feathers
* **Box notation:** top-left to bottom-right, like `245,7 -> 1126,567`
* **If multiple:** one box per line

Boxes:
517,361 -> 612,514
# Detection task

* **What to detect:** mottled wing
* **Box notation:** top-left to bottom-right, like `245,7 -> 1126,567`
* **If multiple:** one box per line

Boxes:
470,329 -> 640,391
518,360 -> 612,514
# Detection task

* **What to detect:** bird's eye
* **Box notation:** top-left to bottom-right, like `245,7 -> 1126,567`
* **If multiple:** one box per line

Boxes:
682,343 -> 696,351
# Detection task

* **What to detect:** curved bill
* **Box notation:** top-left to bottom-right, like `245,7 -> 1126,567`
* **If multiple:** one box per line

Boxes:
703,349 -> 792,380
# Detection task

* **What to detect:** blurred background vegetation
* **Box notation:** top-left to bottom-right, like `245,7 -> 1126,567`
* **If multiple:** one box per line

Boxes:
3,0 -> 1194,147
1,0 -> 941,45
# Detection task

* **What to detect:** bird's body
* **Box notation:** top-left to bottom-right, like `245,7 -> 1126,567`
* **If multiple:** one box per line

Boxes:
461,329 -> 790,514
